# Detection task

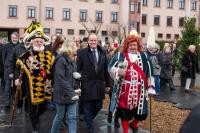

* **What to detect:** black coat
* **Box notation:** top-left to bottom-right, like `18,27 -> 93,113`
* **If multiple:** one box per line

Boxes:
53,54 -> 78,104
160,52 -> 173,79
2,42 -> 19,79
76,45 -> 111,101
13,43 -> 31,78
0,44 -> 4,77
182,51 -> 199,79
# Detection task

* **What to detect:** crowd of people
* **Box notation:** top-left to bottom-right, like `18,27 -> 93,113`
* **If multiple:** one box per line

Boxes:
0,21 -> 199,133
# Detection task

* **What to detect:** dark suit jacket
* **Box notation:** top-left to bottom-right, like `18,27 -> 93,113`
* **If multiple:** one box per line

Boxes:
2,42 -> 18,79
0,44 -> 4,77
77,45 -> 111,101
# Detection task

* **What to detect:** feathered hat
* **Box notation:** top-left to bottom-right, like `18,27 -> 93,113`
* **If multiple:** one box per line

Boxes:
23,20 -> 49,42
146,26 -> 159,49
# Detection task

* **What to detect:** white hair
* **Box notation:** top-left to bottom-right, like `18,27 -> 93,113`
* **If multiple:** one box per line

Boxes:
188,45 -> 196,50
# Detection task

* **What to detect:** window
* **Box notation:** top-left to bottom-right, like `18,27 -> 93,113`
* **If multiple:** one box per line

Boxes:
143,0 -> 147,6
179,0 -> 185,9
90,30 -> 96,33
68,29 -> 74,35
96,11 -> 103,22
167,0 -> 173,8
154,15 -> 160,25
111,0 -> 118,3
166,34 -> 171,39
80,9 -> 87,21
130,2 -> 135,12
44,28 -> 50,34
46,7 -> 53,19
179,17 -> 184,27
55,28 -> 62,34
101,30 -> 108,36
174,34 -> 179,39
141,32 -> 145,37
167,16 -> 173,26
111,12 -> 118,22
142,14 -> 147,24
27,6 -> 35,18
130,21 -> 135,29
9,5 -> 17,17
158,33 -> 163,38
112,31 -> 118,36
79,30 -> 86,35
96,0 -> 103,2
63,8 -> 70,20
191,0 -> 197,10
154,0 -> 160,7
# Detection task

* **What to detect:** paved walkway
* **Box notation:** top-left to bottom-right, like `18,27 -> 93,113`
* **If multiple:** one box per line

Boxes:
0,72 -> 199,133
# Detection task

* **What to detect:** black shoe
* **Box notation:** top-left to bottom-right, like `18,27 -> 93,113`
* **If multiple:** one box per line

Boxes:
185,90 -> 191,93
170,88 -> 176,91
114,119 -> 120,128
3,105 -> 10,110
129,123 -> 138,133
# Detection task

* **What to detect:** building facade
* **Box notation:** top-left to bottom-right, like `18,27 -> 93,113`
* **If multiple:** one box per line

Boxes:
0,0 -> 199,44
140,0 -> 199,43
0,0 -> 121,41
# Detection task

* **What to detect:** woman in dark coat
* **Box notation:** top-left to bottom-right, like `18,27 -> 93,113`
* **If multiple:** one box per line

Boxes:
181,45 -> 199,93
160,43 -> 175,91
51,40 -> 81,133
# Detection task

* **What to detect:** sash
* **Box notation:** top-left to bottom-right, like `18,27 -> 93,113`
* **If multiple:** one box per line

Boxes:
123,52 -> 148,89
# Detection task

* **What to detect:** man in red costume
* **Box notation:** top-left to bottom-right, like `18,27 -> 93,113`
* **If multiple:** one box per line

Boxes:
108,33 -> 153,133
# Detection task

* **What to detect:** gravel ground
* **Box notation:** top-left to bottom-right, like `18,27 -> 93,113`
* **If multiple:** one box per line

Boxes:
103,94 -> 190,133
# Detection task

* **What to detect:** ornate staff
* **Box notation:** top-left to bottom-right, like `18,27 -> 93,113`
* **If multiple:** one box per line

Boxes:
10,67 -> 24,126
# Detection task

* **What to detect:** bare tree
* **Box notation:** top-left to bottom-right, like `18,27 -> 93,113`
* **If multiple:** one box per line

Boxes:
107,25 -> 127,45
80,18 -> 102,35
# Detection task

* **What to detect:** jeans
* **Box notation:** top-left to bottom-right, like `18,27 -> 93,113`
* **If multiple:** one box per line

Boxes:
154,75 -> 160,93
51,102 -> 78,133
4,79 -> 12,106
83,100 -> 102,133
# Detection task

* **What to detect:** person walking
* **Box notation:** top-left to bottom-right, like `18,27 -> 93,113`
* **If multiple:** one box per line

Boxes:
76,33 -> 111,133
2,32 -> 19,109
108,34 -> 152,133
51,40 -> 81,133
15,21 -> 54,133
181,45 -> 199,93
160,43 -> 175,91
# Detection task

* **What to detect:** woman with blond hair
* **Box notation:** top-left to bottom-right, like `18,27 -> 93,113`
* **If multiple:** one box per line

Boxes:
51,40 -> 81,133
160,43 -> 175,91
181,45 -> 199,93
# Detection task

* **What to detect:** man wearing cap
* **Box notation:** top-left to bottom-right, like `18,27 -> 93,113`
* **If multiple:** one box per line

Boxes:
15,22 -> 54,133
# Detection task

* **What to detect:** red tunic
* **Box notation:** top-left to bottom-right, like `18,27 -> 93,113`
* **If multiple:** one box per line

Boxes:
118,52 -> 147,112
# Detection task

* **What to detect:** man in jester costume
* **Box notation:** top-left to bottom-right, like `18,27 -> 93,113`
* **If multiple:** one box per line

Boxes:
108,31 -> 153,133
15,21 -> 54,132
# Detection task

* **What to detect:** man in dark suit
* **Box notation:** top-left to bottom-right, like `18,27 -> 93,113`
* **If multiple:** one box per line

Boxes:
0,42 -> 5,91
76,33 -> 111,133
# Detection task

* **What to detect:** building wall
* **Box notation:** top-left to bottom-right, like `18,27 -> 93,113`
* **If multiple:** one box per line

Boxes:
0,0 -> 120,40
129,0 -> 141,32
141,0 -> 199,43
